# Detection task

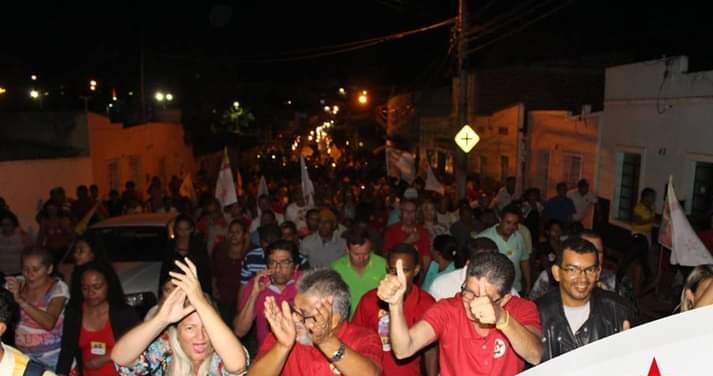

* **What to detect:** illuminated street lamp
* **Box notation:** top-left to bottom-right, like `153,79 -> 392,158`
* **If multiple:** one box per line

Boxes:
338,87 -> 346,95
155,91 -> 165,102
166,93 -> 174,101
31,75 -> 37,81
358,90 -> 368,105
30,90 -> 39,99
0,87 -> 6,95
233,101 -> 240,108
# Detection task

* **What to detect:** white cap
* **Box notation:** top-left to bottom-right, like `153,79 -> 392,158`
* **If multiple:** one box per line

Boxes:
404,188 -> 418,199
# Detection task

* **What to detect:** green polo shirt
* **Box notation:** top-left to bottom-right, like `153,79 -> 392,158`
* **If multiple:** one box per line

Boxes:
331,253 -> 387,317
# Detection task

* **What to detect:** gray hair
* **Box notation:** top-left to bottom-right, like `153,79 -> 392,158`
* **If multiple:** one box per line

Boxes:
466,252 -> 515,296
297,268 -> 351,320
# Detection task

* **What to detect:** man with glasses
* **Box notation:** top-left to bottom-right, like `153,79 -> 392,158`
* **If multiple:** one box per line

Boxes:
250,269 -> 382,375
379,252 -> 543,375
235,240 -> 302,346
332,229 -> 386,317
536,236 -> 636,361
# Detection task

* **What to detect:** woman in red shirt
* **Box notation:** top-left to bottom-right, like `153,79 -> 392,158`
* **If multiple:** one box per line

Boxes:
56,262 -> 140,376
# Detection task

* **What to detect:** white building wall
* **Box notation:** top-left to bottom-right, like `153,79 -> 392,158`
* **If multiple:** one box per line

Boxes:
599,56 -> 713,227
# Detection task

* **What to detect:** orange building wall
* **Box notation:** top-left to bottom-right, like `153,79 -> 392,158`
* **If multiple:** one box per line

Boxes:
526,111 -> 599,198
88,113 -> 196,197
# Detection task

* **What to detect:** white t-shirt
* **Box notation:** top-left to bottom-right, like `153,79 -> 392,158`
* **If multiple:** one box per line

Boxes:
567,190 -> 598,222
428,266 -> 519,301
428,267 -> 467,301
563,301 -> 591,334
285,202 -> 309,231
248,212 -> 285,233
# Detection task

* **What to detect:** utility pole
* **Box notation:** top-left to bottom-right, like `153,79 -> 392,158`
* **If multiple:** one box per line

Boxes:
455,0 -> 469,200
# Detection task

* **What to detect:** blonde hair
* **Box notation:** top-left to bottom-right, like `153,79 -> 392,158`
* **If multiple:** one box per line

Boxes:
166,293 -> 218,376
166,325 -> 213,376
680,265 -> 713,312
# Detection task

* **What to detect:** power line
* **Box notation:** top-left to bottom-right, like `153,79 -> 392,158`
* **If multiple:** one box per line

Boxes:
466,0 -> 559,41
236,18 -> 455,63
465,0 -> 576,55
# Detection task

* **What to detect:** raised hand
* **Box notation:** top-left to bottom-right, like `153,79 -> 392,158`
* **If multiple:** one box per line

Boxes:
468,278 -> 502,326
264,297 -> 296,348
4,277 -> 22,303
170,258 -> 206,306
157,287 -> 195,324
377,258 -> 407,305
251,270 -> 271,296
306,297 -> 334,345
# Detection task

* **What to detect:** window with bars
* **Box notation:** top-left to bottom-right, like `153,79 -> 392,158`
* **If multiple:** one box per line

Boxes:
128,156 -> 142,186
107,159 -> 120,192
616,153 -> 641,221
500,155 -> 509,181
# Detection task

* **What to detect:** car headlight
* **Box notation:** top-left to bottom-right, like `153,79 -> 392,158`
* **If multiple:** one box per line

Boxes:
125,292 -> 156,307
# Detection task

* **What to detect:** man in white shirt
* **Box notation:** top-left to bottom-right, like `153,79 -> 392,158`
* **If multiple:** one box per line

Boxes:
249,194 -> 284,233
490,176 -> 517,212
428,237 -> 499,300
285,189 -> 311,233
567,179 -> 598,227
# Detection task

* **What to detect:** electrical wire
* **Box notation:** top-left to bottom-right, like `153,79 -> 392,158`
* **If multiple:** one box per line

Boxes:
465,0 -> 576,55
466,0 -> 562,42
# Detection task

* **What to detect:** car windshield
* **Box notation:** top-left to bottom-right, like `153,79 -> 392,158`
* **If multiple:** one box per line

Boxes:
86,226 -> 168,262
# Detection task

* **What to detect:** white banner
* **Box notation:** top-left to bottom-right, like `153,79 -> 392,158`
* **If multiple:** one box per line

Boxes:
424,165 -> 445,195
521,305 -> 713,376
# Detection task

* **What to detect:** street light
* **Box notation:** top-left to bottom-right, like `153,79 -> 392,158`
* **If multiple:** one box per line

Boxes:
30,90 -> 39,99
31,75 -> 37,81
155,91 -> 165,102
338,87 -> 346,95
166,93 -> 174,101
0,87 -> 6,95
233,101 -> 240,108
358,90 -> 368,105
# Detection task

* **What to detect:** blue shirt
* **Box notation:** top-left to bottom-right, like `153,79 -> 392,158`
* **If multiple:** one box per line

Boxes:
543,196 -> 577,225
422,261 -> 456,292
240,247 -> 308,284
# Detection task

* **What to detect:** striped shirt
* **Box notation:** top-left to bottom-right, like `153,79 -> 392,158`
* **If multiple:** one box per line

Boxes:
240,248 -> 308,284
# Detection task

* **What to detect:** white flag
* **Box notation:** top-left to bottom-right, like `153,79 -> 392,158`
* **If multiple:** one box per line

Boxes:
215,148 -> 237,207
257,176 -> 269,199
386,147 -> 416,184
658,176 -> 713,266
424,165 -> 445,195
300,156 -> 315,207
521,305 -> 713,376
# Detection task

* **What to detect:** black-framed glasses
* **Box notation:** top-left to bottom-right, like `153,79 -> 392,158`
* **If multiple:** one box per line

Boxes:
460,282 -> 503,303
560,264 -> 600,278
290,304 -> 316,324
267,260 -> 295,269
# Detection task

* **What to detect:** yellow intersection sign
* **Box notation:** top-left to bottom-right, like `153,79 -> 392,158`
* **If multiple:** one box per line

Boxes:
454,124 -> 479,153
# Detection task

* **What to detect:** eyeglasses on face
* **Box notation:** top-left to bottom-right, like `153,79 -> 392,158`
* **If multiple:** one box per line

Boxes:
460,282 -> 504,304
560,264 -> 601,278
289,304 -> 316,324
267,260 -> 295,269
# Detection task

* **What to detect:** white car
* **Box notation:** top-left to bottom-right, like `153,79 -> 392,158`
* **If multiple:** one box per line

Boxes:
82,213 -> 176,314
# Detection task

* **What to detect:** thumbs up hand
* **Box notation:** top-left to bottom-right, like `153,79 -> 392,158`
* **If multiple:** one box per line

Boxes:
377,259 -> 408,305
467,278 -> 504,326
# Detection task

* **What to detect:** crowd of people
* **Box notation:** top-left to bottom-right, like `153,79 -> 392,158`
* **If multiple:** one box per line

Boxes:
1,169 -> 713,375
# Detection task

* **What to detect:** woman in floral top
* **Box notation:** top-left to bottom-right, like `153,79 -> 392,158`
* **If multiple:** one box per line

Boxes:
111,258 -> 248,376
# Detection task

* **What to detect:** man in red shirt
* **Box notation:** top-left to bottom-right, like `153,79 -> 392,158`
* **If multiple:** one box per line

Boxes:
379,252 -> 544,376
249,269 -> 382,376
353,243 -> 437,375
383,199 -> 431,269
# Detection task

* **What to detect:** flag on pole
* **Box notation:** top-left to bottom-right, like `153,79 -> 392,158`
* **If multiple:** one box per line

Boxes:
235,166 -> 244,197
300,155 -> 315,207
521,305 -> 713,376
386,147 -> 416,184
424,165 -> 445,195
215,147 -> 238,207
658,176 -> 713,266
179,172 -> 197,204
257,175 -> 269,199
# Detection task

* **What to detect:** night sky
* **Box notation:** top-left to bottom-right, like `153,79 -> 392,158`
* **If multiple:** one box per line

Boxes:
2,0 -> 711,148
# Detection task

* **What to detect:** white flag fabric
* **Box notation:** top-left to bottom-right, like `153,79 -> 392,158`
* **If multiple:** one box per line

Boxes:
215,148 -> 238,207
257,176 -> 269,199
386,147 -> 416,184
179,172 -> 197,204
521,305 -> 713,376
658,176 -> 713,266
300,156 -> 315,208
424,165 -> 445,195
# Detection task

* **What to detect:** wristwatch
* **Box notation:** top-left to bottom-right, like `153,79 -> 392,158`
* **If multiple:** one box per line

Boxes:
329,342 -> 346,363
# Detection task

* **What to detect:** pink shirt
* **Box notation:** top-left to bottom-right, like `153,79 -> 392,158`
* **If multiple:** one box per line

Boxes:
239,272 -> 301,346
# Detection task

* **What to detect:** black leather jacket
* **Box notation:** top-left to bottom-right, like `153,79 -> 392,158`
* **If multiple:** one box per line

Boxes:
536,287 -> 637,361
